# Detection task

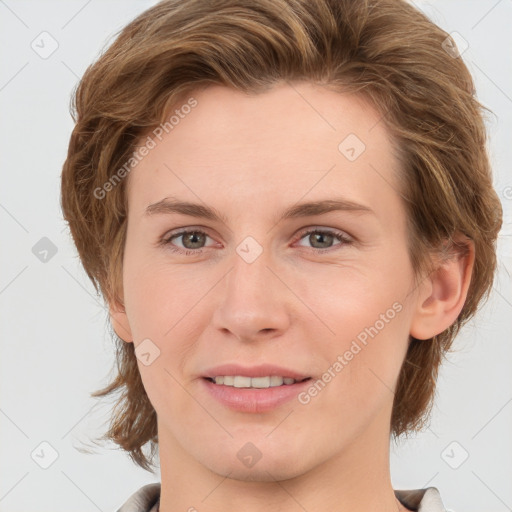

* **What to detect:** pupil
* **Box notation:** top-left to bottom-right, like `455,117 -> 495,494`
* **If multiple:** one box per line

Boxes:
184,232 -> 204,249
312,232 -> 332,248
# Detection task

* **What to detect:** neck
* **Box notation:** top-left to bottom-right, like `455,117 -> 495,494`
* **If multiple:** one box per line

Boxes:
158,412 -> 406,512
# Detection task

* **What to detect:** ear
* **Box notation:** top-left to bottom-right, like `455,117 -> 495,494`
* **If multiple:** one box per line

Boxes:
409,234 -> 475,340
108,297 -> 134,343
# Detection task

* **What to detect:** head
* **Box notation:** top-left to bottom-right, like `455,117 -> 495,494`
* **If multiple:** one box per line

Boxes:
61,0 -> 502,474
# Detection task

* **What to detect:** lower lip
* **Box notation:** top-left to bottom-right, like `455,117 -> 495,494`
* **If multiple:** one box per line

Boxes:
201,378 -> 312,413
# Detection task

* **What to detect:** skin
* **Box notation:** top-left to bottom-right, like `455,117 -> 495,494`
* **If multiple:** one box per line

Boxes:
110,81 -> 474,512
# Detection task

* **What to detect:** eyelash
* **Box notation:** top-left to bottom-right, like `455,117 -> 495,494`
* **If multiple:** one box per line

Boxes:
160,227 -> 353,256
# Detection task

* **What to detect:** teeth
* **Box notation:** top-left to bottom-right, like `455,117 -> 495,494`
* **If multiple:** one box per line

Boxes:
234,376 -> 252,388
211,375 -> 301,388
250,376 -> 271,388
270,376 -> 284,386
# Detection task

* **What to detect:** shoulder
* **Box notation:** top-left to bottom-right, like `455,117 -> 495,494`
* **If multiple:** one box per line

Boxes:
395,487 -> 447,512
116,483 -> 161,512
116,483 -> 447,512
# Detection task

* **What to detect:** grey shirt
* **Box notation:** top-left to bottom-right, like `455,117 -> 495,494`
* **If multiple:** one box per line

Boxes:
116,483 -> 448,512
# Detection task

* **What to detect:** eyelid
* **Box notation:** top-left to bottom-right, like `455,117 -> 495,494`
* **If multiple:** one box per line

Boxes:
161,226 -> 216,247
293,226 -> 354,244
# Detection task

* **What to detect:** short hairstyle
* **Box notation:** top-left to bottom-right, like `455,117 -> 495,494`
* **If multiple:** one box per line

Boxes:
60,0 -> 503,471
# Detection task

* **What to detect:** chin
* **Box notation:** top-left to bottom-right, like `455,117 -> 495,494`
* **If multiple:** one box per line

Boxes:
210,463 -> 310,482
201,448 -> 312,483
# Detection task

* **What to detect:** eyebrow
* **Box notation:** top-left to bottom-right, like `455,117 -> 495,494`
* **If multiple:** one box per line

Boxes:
145,196 -> 375,224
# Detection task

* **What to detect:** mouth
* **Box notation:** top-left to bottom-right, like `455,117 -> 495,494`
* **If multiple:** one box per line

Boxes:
203,375 -> 312,388
201,375 -> 313,413
200,364 -> 313,411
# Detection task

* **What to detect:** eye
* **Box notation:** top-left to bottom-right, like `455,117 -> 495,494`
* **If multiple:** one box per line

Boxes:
161,229 -> 214,255
294,228 -> 352,252
159,227 -> 353,256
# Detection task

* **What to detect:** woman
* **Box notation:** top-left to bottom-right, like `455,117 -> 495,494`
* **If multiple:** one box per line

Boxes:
60,0 -> 503,510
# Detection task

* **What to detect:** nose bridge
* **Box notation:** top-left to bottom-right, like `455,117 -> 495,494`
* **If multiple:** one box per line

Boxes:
228,234 -> 275,307
231,236 -> 270,295
212,234 -> 290,340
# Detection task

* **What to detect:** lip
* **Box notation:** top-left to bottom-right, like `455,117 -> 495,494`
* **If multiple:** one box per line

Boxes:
201,377 -> 312,413
201,363 -> 310,380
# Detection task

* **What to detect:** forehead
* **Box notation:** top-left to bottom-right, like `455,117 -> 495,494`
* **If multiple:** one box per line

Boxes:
126,81 -> 401,219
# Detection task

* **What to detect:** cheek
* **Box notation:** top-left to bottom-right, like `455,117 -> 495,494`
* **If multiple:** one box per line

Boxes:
308,264 -> 411,399
122,263 -> 205,393
307,308 -> 409,437
123,258 -> 200,340
302,262 -> 406,340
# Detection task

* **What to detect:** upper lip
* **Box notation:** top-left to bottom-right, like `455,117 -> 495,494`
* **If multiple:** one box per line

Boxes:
202,364 -> 311,380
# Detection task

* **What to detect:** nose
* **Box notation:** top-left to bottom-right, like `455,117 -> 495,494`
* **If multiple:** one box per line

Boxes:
211,245 -> 292,343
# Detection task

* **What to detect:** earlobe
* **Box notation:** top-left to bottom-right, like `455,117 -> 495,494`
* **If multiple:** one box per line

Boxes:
409,236 -> 475,340
109,299 -> 134,343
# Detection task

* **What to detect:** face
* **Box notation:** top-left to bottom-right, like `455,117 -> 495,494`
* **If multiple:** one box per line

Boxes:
113,81 -> 424,481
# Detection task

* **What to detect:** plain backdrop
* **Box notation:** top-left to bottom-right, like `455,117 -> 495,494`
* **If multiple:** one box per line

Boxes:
1,1 -> 511,511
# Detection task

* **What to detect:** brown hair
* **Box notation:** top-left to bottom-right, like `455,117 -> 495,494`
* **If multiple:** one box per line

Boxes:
60,0 -> 503,471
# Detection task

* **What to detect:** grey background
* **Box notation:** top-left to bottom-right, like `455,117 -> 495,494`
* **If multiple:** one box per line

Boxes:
1,1 -> 511,511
